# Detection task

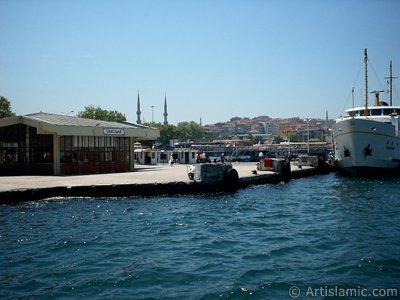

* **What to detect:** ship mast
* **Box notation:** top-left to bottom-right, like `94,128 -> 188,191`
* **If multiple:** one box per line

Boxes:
385,61 -> 397,106
363,48 -> 369,116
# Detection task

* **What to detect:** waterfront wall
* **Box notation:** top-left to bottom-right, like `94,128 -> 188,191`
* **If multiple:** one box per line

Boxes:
0,165 -> 334,204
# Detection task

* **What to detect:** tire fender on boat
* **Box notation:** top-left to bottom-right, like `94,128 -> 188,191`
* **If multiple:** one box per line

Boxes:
223,168 -> 239,192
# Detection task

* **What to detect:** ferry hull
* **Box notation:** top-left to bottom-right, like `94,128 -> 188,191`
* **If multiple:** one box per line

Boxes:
333,118 -> 400,176
336,165 -> 400,177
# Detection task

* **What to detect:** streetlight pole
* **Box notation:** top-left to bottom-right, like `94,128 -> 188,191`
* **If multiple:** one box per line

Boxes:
150,106 -> 155,123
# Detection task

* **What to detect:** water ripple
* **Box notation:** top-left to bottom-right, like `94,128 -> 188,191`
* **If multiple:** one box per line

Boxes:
1,174 -> 400,299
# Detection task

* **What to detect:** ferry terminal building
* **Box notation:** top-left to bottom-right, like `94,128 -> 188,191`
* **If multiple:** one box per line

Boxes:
0,112 -> 160,176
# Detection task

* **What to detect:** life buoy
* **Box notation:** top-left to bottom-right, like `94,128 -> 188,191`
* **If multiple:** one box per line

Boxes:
223,168 -> 239,192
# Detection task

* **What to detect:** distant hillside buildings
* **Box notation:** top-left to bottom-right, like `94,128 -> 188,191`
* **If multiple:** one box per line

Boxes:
204,115 -> 334,143
133,92 -> 333,144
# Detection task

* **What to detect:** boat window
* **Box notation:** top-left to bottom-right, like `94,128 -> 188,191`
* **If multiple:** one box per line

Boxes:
396,109 -> 400,115
371,109 -> 382,116
384,109 -> 394,115
359,110 -> 370,116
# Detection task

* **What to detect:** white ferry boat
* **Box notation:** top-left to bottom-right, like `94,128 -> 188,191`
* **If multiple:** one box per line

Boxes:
333,49 -> 400,176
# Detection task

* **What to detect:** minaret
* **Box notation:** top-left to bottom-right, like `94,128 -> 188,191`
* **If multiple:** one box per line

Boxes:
163,93 -> 168,125
325,110 -> 328,126
136,91 -> 141,124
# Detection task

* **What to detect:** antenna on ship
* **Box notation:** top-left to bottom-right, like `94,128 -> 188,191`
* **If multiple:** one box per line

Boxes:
363,48 -> 369,116
385,61 -> 398,106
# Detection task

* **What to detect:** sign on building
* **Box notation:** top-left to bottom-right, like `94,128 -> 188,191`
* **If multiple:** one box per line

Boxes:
103,128 -> 125,136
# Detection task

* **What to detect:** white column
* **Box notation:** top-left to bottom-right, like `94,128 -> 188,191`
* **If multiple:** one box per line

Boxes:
129,137 -> 135,171
53,134 -> 60,175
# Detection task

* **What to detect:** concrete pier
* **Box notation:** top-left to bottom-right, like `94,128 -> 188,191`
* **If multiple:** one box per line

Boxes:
0,162 -> 334,203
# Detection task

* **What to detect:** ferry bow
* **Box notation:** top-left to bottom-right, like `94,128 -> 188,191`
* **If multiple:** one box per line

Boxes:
332,49 -> 400,176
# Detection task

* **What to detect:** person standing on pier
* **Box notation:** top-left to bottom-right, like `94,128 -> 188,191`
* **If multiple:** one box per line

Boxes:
258,152 -> 264,162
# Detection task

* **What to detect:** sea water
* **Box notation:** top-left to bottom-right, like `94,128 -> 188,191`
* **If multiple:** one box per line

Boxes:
1,173 -> 400,299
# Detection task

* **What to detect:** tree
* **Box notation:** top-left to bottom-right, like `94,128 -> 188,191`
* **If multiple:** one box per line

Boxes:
149,123 -> 177,147
143,121 -> 205,147
230,117 -> 241,122
77,105 -> 126,122
175,121 -> 204,141
0,96 -> 16,118
273,136 -> 284,144
289,133 -> 298,142
252,135 -> 264,145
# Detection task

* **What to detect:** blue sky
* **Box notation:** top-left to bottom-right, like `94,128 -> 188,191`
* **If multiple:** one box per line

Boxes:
1,0 -> 400,125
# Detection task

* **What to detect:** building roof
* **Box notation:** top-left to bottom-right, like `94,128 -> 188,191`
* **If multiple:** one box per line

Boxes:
0,112 -> 160,140
26,112 -> 139,128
